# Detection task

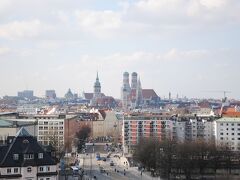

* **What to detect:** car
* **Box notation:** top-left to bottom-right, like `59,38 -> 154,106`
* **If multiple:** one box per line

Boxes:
102,157 -> 106,161
113,155 -> 120,158
107,153 -> 111,158
110,161 -> 114,166
99,166 -> 105,173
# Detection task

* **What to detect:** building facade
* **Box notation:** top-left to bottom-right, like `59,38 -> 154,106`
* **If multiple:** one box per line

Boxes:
121,72 -> 160,110
122,113 -> 216,153
37,116 -> 64,151
0,128 -> 57,180
45,90 -> 56,99
215,117 -> 240,151
17,90 -> 34,100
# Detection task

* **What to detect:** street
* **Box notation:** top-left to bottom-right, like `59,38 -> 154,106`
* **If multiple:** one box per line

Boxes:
78,149 -> 160,180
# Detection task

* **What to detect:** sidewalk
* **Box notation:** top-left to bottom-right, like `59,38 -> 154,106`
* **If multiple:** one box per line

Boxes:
129,167 -> 161,180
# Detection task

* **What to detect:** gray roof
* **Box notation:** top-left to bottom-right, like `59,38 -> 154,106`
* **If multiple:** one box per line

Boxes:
0,119 -> 13,127
0,128 -> 56,167
15,127 -> 31,137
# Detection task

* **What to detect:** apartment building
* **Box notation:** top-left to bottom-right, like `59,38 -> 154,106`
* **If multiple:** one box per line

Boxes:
174,117 -> 215,142
37,115 -> 65,150
215,117 -> 240,151
123,114 -> 172,152
122,113 -> 216,152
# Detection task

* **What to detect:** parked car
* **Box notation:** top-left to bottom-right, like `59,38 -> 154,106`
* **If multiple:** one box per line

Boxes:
113,155 -> 120,158
110,161 -> 114,166
102,157 -> 107,161
99,166 -> 105,173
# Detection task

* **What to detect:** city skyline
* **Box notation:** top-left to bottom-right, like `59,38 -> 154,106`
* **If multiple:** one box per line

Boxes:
0,0 -> 240,99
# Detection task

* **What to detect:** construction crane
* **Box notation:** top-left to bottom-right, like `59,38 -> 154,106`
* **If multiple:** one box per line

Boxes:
201,90 -> 231,102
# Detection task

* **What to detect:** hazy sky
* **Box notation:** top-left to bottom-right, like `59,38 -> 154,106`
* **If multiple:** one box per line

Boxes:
0,0 -> 240,99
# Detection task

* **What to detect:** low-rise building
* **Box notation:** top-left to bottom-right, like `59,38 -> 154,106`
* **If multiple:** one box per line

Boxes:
0,127 -> 57,180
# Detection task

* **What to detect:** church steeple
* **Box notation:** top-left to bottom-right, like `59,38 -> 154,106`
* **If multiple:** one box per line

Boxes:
136,77 -> 143,107
94,72 -> 101,98
96,71 -> 99,81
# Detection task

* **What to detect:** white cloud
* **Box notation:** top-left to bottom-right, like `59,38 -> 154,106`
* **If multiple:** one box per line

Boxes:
74,10 -> 122,38
164,49 -> 208,61
0,19 -> 52,40
37,40 -> 63,49
200,0 -> 227,9
128,0 -> 240,26
0,47 -> 10,55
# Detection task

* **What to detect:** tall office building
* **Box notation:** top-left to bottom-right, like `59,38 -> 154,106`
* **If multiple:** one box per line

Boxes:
45,90 -> 56,99
17,90 -> 34,99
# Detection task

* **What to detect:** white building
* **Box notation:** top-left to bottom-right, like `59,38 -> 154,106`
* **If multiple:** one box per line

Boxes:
172,117 -> 215,142
215,117 -> 240,151
37,116 -> 64,150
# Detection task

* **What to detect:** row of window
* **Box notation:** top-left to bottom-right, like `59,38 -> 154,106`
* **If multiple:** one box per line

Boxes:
39,126 -> 64,130
39,166 -> 51,172
220,132 -> 240,136
39,121 -> 63,125
13,153 -> 43,160
220,128 -> 240,131
220,137 -> 240,140
39,136 -> 63,140
7,168 -> 19,174
7,166 -> 51,174
220,123 -> 240,126
38,131 -> 64,135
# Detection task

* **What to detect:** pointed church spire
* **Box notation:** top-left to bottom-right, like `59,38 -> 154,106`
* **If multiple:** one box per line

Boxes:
96,71 -> 99,81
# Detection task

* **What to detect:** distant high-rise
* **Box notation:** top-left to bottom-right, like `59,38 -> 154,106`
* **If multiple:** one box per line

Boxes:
17,90 -> 34,99
45,90 -> 56,99
131,72 -> 138,90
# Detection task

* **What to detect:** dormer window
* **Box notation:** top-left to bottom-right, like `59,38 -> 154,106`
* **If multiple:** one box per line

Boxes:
38,153 -> 43,159
13,154 -> 19,160
24,154 -> 34,160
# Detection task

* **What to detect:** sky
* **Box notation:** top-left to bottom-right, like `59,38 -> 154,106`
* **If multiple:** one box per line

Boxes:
0,0 -> 240,99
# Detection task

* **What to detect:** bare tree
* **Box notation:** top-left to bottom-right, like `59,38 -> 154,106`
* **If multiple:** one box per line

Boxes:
75,125 -> 91,153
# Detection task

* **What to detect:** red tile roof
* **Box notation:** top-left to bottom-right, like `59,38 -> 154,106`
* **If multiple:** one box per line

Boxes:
130,89 -> 159,100
142,89 -> 158,99
83,93 -> 93,100
83,93 -> 105,100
